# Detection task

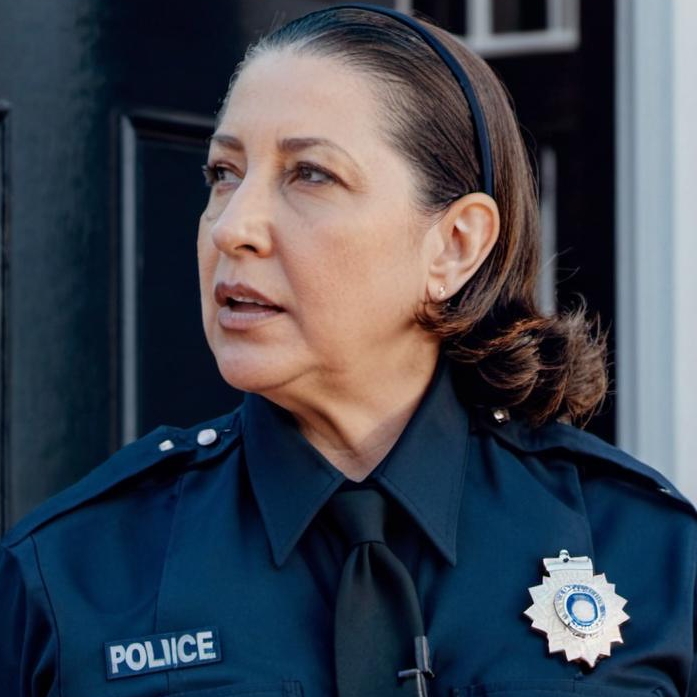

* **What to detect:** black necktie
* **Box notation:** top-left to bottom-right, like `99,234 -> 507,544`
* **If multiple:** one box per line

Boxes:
328,488 -> 434,697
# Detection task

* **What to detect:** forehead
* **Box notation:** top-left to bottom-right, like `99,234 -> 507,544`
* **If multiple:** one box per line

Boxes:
217,49 -> 383,146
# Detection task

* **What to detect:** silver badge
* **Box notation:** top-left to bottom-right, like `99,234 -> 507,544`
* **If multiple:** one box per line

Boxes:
524,550 -> 629,667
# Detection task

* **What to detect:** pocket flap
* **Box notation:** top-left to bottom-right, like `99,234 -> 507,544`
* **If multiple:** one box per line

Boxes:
170,681 -> 303,697
451,679 -> 659,696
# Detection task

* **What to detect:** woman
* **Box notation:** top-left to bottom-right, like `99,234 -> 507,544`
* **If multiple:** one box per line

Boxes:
1,5 -> 695,696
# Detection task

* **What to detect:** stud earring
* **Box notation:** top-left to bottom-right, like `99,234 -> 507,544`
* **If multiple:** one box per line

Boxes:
438,285 -> 447,299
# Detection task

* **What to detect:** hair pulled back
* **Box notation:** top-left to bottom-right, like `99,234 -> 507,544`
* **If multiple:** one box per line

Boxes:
229,7 -> 607,427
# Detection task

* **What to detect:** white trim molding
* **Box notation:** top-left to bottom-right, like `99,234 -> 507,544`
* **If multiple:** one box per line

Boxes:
671,0 -> 697,503
616,0 -> 697,502
396,0 -> 579,57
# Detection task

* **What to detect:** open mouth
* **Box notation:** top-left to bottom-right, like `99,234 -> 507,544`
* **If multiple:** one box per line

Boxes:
225,295 -> 282,314
214,282 -> 284,328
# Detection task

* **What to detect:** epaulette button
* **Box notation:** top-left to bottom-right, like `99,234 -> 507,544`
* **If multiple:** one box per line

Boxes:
158,439 -> 175,452
197,428 -> 218,447
492,407 -> 510,424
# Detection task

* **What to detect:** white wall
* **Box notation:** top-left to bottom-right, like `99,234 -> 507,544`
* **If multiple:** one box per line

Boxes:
616,0 -> 697,502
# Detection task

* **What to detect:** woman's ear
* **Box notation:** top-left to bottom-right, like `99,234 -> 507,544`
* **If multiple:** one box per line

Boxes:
426,192 -> 500,302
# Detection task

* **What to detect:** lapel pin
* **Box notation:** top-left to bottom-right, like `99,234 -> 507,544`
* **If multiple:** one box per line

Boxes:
524,549 -> 629,668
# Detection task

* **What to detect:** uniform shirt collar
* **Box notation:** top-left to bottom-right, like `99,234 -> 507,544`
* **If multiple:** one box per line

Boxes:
242,359 -> 470,567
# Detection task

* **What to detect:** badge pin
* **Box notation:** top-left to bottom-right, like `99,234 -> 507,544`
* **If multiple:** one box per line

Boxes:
524,550 -> 629,668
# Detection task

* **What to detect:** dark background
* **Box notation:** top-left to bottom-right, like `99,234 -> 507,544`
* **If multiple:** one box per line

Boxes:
0,0 -> 614,529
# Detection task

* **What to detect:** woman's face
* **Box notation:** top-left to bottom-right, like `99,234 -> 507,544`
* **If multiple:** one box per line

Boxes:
198,49 -> 439,400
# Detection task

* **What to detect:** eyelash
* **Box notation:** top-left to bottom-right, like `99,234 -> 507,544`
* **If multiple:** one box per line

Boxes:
201,164 -> 238,187
290,162 -> 337,185
201,162 -> 338,188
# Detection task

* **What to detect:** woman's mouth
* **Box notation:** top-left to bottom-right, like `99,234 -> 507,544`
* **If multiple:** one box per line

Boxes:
214,282 -> 285,329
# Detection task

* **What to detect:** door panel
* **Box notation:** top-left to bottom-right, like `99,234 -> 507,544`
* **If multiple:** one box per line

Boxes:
120,111 -> 239,442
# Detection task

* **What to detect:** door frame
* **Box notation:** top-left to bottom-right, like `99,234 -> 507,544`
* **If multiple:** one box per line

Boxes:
615,0 -> 697,501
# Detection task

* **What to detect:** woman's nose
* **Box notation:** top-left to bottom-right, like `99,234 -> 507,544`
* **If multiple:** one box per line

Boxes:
209,177 -> 274,258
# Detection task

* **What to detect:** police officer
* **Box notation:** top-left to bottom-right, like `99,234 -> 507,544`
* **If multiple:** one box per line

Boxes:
2,5 -> 696,697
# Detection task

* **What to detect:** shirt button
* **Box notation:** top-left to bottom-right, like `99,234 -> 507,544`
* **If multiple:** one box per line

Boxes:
197,428 -> 218,446
158,439 -> 175,452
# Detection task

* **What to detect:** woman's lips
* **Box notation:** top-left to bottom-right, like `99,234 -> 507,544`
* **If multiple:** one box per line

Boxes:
214,281 -> 285,330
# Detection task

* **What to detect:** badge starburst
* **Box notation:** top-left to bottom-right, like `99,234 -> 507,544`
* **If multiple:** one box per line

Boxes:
525,570 -> 629,668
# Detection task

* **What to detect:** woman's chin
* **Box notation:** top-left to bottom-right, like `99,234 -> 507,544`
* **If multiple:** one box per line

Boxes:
213,351 -> 303,397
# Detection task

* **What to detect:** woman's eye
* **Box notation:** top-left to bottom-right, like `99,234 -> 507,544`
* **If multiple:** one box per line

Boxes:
293,163 -> 336,185
202,164 -> 242,188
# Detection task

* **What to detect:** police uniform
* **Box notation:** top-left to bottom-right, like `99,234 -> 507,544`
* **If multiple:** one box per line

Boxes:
1,361 -> 695,697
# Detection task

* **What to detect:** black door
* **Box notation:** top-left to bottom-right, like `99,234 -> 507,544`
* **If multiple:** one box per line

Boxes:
0,0 -> 358,529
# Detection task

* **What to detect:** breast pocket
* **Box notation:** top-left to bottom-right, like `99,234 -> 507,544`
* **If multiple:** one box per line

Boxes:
451,680 -> 664,696
170,681 -> 303,697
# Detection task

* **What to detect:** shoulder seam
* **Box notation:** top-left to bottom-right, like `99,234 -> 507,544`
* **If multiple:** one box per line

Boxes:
29,534 -> 63,696
152,474 -> 186,630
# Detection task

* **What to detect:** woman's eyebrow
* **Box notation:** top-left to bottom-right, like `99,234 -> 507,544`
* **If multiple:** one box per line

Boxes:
209,133 -> 243,150
209,133 -> 361,171
278,137 -> 359,167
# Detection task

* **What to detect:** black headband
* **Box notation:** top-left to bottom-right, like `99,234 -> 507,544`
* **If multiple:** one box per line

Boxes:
309,3 -> 495,198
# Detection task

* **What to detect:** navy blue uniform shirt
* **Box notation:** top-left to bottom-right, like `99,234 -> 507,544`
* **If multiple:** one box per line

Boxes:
1,362 -> 696,696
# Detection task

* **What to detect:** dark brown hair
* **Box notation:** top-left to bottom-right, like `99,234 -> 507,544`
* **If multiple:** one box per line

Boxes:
228,7 -> 606,427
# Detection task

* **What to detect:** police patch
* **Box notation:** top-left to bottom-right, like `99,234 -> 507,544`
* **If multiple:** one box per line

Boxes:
105,626 -> 221,679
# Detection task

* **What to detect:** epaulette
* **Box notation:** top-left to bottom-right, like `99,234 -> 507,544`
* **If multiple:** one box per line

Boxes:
2,409 -> 243,547
473,406 -> 696,515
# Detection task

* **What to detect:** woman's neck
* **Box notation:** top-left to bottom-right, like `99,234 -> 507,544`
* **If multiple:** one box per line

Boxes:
263,349 -> 440,481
